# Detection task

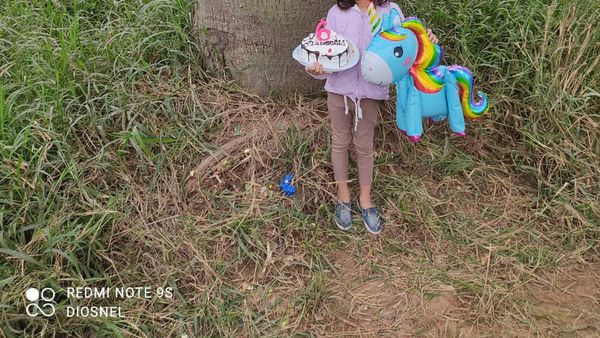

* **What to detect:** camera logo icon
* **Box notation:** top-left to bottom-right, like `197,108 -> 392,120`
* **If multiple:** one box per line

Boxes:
25,287 -> 56,317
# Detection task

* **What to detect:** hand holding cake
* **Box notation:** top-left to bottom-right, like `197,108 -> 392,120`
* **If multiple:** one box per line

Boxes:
305,61 -> 324,76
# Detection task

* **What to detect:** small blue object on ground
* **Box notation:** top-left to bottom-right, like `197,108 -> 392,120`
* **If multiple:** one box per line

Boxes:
279,174 -> 296,196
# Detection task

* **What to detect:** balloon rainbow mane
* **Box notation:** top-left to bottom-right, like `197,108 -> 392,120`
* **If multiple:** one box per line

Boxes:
401,19 -> 444,94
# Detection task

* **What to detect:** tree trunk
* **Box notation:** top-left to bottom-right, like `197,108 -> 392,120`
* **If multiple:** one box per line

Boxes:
193,0 -> 333,95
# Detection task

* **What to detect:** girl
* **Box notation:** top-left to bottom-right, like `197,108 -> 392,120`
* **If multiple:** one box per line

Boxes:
306,0 -> 438,234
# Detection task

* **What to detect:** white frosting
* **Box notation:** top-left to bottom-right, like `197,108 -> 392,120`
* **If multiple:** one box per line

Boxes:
300,31 -> 352,68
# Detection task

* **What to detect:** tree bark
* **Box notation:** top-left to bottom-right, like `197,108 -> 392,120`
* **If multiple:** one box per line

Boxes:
194,0 -> 333,95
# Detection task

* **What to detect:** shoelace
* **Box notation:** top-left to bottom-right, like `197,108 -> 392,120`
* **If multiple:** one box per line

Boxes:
337,203 -> 351,214
360,206 -> 380,223
362,207 -> 377,216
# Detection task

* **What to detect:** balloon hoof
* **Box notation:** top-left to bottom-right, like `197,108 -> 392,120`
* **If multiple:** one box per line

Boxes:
455,132 -> 466,138
408,135 -> 421,143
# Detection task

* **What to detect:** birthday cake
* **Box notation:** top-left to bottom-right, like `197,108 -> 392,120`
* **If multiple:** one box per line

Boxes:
300,19 -> 352,68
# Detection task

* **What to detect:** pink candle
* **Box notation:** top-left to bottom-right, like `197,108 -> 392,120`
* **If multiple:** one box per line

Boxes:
315,19 -> 331,42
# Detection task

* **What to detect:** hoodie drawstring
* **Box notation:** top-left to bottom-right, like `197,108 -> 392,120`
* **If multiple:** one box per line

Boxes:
344,95 -> 349,116
343,95 -> 363,131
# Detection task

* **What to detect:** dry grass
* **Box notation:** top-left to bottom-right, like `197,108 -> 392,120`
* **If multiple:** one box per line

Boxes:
1,0 -> 599,337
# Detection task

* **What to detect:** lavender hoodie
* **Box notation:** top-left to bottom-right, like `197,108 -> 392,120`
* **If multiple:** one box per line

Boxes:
309,3 -> 405,101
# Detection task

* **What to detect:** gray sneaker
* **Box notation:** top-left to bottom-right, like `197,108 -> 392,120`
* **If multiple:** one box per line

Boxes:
356,199 -> 382,235
334,202 -> 353,231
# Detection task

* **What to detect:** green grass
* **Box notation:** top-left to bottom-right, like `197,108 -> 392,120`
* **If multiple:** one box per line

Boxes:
1,0 -> 599,337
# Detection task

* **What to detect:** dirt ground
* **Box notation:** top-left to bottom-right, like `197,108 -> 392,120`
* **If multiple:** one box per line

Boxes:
317,249 -> 600,337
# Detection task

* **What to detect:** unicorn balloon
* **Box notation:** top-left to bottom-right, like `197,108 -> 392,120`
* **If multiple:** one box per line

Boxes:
361,9 -> 489,142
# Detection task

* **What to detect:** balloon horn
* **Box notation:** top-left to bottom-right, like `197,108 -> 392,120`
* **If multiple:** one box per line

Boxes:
368,1 -> 382,36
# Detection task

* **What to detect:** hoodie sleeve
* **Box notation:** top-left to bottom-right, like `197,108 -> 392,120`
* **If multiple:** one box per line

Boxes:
304,6 -> 338,80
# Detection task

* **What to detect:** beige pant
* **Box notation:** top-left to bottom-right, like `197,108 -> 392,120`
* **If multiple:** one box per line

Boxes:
327,92 -> 381,187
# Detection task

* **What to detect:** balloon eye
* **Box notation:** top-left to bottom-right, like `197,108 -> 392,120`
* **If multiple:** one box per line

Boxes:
393,46 -> 403,58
